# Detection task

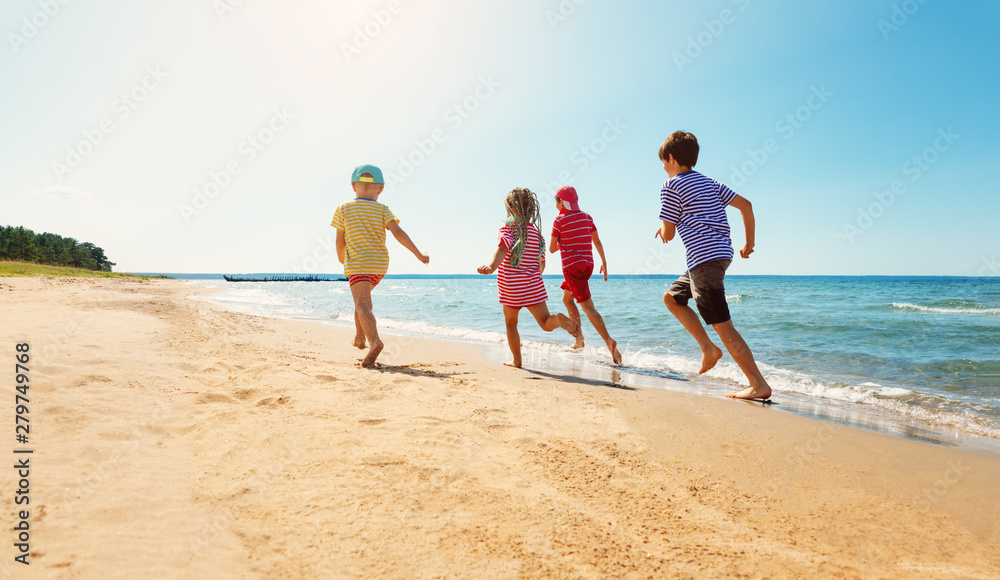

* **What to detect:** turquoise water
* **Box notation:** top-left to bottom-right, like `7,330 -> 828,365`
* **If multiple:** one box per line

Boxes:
184,275 -> 1000,446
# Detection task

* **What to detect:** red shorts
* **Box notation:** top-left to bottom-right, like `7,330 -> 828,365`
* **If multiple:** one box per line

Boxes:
348,274 -> 384,288
560,263 -> 594,303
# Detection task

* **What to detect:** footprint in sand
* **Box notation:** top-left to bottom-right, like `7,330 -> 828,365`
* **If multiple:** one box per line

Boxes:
469,408 -> 512,434
75,375 -> 113,387
232,388 -> 260,401
195,393 -> 237,405
417,429 -> 477,489
255,395 -> 291,408
246,363 -> 271,379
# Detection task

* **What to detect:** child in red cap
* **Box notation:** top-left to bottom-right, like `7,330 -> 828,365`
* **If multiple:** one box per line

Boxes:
478,187 -> 579,368
550,186 -> 622,364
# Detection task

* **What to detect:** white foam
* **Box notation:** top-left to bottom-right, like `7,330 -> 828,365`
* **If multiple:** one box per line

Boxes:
570,347 -> 998,438
343,315 -> 508,345
892,302 -> 1000,316
215,288 -> 293,306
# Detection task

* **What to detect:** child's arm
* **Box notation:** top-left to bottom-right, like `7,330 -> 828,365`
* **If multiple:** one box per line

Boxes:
592,231 -> 609,281
478,246 -> 508,275
728,194 -> 755,258
549,234 -> 560,254
655,221 -> 676,243
335,229 -> 346,264
386,221 -> 430,264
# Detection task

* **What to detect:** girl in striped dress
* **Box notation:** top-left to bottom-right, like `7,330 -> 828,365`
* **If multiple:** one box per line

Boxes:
478,188 -> 580,368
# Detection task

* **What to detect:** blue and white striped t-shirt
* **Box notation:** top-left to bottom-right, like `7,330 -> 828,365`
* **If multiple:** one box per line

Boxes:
659,171 -> 738,271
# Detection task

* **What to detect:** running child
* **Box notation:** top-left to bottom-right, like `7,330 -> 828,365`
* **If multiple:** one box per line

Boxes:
332,164 -> 429,367
550,186 -> 622,364
477,187 -> 579,368
655,131 -> 772,400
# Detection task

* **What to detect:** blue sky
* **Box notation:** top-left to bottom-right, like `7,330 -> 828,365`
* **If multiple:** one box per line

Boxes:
2,0 -> 998,275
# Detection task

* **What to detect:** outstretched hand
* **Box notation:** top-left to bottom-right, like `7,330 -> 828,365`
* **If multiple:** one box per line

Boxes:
416,252 -> 430,264
740,244 -> 754,259
477,265 -> 495,275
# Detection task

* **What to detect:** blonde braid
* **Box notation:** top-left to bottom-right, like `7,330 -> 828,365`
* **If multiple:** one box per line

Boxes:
505,188 -> 544,268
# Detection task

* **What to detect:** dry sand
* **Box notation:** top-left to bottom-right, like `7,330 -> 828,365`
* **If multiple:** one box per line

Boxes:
1,277 -> 998,579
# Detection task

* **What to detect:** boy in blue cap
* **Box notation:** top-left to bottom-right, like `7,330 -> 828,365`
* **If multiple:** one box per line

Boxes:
332,164 -> 429,367
655,132 -> 772,400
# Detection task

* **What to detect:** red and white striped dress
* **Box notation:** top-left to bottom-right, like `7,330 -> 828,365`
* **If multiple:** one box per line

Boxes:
497,224 -> 547,309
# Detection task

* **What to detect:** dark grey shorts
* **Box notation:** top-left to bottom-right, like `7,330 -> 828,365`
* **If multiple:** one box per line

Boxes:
666,259 -> 732,325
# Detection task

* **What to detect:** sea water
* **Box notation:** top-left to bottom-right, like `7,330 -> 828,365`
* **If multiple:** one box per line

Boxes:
182,275 -> 1000,448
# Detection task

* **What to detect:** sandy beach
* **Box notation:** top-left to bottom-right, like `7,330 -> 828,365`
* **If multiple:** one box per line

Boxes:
1,277 -> 998,579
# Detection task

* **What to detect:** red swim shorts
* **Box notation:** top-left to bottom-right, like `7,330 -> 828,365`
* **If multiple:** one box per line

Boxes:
348,274 -> 384,288
560,263 -> 594,303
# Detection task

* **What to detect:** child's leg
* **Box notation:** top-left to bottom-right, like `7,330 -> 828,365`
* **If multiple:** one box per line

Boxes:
353,310 -> 366,349
562,289 -> 585,348
579,299 -> 622,364
350,281 -> 383,367
713,320 -> 772,400
502,306 -> 522,368
525,302 -> 579,337
663,291 -> 723,374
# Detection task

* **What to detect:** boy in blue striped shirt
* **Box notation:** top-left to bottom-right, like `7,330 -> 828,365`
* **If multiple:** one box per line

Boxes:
655,131 -> 772,401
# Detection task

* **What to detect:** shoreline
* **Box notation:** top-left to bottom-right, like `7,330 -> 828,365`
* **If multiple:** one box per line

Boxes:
4,277 -> 998,577
187,278 -> 1000,453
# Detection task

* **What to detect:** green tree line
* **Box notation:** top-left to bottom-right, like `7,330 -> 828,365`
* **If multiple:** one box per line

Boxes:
0,225 -> 116,271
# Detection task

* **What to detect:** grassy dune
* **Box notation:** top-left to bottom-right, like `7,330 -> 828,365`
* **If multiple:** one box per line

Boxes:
0,261 -> 164,279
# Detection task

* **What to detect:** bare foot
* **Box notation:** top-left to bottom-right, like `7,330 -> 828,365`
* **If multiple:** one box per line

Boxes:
361,339 -> 384,368
353,336 -> 366,350
571,339 -> 585,350
607,339 -> 622,365
700,344 -> 723,374
726,385 -> 772,400
558,314 -> 580,340
504,360 -> 522,368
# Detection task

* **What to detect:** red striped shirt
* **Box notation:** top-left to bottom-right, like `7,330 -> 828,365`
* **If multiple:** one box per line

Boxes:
496,224 -> 547,309
552,211 -> 596,269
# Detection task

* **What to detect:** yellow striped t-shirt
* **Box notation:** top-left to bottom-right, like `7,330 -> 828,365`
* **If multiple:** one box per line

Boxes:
330,198 -> 399,275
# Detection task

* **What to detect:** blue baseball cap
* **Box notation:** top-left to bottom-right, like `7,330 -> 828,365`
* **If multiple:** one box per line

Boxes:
351,164 -> 384,184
